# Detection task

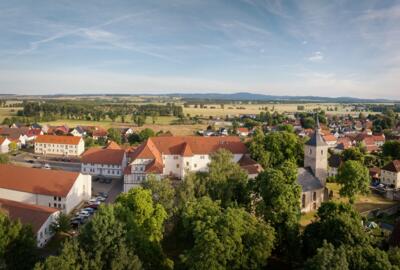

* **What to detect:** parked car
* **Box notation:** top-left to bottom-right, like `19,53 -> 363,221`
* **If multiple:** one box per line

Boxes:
43,163 -> 51,170
96,196 -> 106,202
83,207 -> 95,213
98,192 -> 108,198
105,178 -> 112,184
87,204 -> 99,210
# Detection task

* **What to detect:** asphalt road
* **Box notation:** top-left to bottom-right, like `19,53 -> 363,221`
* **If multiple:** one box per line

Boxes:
10,152 -> 81,172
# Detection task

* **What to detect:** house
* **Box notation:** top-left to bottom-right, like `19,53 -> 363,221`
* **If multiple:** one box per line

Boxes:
46,125 -> 69,135
26,128 -> 43,142
124,136 -> 259,192
0,164 -> 91,213
119,127 -> 134,137
335,137 -> 353,151
299,118 -> 328,213
381,160 -> 400,188
35,135 -> 85,156
327,154 -> 342,178
0,198 -> 59,247
92,128 -> 108,140
237,127 -> 250,137
0,137 -> 11,153
322,134 -> 337,147
70,126 -> 86,137
81,146 -> 127,178
0,127 -> 29,146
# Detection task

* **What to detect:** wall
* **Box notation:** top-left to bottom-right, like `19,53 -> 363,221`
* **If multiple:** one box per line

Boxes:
65,174 -> 91,213
36,211 -> 59,248
381,170 -> 400,189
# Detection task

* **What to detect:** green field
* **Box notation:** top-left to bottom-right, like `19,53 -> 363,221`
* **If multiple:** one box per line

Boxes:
0,107 -> 21,122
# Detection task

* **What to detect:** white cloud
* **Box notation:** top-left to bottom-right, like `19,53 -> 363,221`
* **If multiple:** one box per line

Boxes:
308,51 -> 324,62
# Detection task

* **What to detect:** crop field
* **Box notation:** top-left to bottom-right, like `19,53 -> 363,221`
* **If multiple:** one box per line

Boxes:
183,103 -> 360,118
0,107 -> 21,122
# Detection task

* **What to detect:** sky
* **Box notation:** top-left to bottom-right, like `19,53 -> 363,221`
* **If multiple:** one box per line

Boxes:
0,0 -> 400,98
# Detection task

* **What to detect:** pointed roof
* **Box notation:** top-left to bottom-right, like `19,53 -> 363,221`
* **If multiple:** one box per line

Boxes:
106,141 -> 122,150
181,142 -> 193,157
305,114 -> 328,147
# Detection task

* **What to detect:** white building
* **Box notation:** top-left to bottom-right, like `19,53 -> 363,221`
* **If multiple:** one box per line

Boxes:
81,147 -> 127,178
381,160 -> 400,188
0,137 -> 11,153
0,164 -> 91,214
0,198 -> 59,247
35,135 -> 85,156
124,136 -> 260,192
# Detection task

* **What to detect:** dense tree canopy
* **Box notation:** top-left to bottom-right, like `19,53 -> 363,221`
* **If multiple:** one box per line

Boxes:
180,197 -> 275,270
337,160 -> 370,203
382,140 -> 400,160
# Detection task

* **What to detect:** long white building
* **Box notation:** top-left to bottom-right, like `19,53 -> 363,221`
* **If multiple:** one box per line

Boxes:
0,164 -> 91,213
124,136 -> 261,192
81,145 -> 127,178
35,135 -> 85,156
0,198 -> 59,247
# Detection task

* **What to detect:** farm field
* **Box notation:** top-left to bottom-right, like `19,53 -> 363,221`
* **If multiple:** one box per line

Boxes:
183,103 -> 363,118
0,107 -> 21,122
38,116 -> 206,136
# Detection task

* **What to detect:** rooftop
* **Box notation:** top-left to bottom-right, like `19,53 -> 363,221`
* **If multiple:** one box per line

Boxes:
0,198 -> 58,234
0,164 -> 80,197
297,167 -> 324,192
35,135 -> 82,145
81,147 -> 125,165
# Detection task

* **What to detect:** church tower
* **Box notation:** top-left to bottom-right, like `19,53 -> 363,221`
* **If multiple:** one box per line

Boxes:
304,116 -> 328,185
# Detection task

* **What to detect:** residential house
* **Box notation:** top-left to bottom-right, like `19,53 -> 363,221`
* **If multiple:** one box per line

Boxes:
92,128 -> 108,140
46,125 -> 69,135
322,134 -> 338,148
0,198 -> 59,247
381,160 -> 400,188
0,164 -> 91,213
0,137 -> 10,153
0,127 -> 29,146
35,135 -> 85,156
237,127 -> 250,137
124,136 -> 260,192
70,126 -> 86,137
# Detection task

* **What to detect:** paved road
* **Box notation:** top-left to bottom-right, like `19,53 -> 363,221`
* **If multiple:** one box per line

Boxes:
10,152 -> 81,172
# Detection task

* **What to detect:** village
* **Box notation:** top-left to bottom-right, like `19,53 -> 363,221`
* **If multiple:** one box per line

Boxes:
0,102 -> 400,258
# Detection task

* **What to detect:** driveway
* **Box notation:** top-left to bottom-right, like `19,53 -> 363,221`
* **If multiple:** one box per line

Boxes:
92,178 -> 123,203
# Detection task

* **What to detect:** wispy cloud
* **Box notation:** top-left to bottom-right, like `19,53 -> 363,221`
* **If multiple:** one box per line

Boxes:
308,51 -> 324,62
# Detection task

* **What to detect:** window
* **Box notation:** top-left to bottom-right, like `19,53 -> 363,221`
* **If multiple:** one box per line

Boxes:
176,164 -> 180,168
200,155 -> 205,159
313,202 -> 317,210
309,149 -> 312,154
321,150 -> 323,155
194,163 -> 197,168
313,192 -> 317,201
301,194 -> 306,208
58,197 -> 61,201
53,203 -> 57,207
173,156 -> 179,160
53,196 -> 56,200
186,162 -> 189,166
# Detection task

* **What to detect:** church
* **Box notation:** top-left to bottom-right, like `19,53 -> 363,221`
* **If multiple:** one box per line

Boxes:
298,119 -> 328,213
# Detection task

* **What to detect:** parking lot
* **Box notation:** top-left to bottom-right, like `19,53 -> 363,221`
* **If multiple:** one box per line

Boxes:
70,177 -> 123,229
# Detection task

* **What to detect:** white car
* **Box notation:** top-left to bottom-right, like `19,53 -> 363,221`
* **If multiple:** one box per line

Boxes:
96,196 -> 106,202
43,163 -> 51,170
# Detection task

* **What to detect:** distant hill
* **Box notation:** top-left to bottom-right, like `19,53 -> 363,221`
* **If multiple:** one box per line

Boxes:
165,92 -> 393,103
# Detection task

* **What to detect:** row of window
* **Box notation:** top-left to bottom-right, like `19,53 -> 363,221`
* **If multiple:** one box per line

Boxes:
87,163 -> 120,168
83,167 -> 121,175
37,143 -> 77,148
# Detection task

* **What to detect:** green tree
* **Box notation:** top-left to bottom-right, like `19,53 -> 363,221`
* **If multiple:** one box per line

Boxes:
302,117 -> 316,129
8,141 -> 18,153
0,153 -> 9,164
115,188 -> 171,270
253,166 -> 301,257
143,175 -> 176,217
107,128 -> 122,144
79,205 -> 142,270
50,213 -> 71,234
302,202 -> 369,256
180,197 -> 275,270
342,147 -> 365,163
337,160 -> 370,203
206,149 -> 249,208
304,241 -> 349,270
139,128 -> 155,141
247,128 -> 270,168
382,140 -> 400,160
0,211 -> 37,270
35,240 -> 91,270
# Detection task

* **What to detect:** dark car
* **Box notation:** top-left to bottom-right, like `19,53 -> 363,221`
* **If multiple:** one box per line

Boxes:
27,160 -> 34,163
87,204 -> 99,210
99,192 -> 108,198
105,178 -> 112,184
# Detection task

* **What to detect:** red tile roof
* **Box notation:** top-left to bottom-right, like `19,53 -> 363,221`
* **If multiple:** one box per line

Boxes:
323,134 -> 337,142
382,160 -> 400,173
81,148 -> 125,165
0,164 -> 80,197
0,198 -> 58,234
237,127 -> 249,133
0,137 -> 9,145
130,136 -> 247,161
35,135 -> 82,145
106,141 -> 122,150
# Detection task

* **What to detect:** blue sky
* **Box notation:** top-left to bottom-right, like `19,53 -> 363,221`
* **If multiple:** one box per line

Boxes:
0,0 -> 400,98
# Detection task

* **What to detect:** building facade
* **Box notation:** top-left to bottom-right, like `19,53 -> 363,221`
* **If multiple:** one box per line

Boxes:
35,135 -> 85,156
298,119 -> 328,213
81,147 -> 127,178
124,136 -> 259,192
0,198 -> 60,247
0,164 -> 91,213
381,160 -> 400,188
